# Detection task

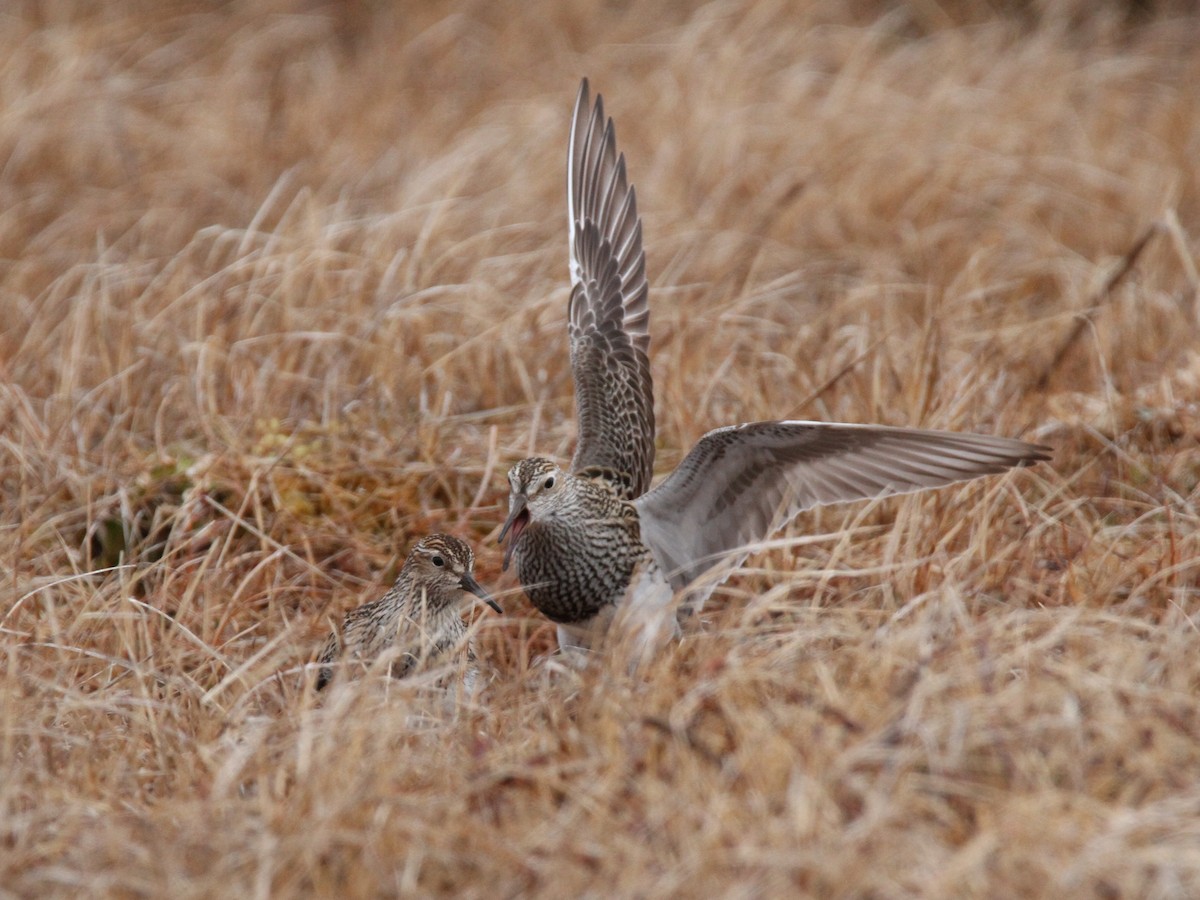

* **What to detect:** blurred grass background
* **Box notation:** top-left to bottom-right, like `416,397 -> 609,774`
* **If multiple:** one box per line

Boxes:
2,1 -> 1199,896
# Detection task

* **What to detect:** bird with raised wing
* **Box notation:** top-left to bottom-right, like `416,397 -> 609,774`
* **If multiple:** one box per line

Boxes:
498,80 -> 1050,653
316,534 -> 501,692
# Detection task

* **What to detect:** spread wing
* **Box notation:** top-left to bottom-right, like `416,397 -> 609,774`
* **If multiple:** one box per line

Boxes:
567,78 -> 655,497
634,420 -> 1050,602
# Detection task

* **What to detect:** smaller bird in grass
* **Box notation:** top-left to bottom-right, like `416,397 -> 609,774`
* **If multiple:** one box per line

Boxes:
316,534 -> 501,692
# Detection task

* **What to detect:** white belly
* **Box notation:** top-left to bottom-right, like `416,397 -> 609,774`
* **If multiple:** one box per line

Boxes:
621,562 -> 679,659
554,561 -> 679,664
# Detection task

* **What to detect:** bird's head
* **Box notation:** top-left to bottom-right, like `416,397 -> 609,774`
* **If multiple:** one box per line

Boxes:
497,457 -> 566,569
407,533 -> 501,613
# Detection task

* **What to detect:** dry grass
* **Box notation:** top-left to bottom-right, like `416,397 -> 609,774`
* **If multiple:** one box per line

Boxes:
3,0 -> 1200,896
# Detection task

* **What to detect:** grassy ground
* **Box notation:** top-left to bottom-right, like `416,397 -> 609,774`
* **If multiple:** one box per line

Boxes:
3,1 -> 1200,896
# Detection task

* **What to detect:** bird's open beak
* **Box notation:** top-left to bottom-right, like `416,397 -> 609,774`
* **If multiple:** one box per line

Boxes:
460,573 -> 502,614
497,494 -> 529,572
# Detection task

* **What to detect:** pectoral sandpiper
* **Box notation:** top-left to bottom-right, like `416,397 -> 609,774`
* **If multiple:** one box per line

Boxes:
498,80 -> 1050,653
316,534 -> 501,691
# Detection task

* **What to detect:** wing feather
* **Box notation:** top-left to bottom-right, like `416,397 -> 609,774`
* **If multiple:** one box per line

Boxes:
566,78 -> 655,497
634,420 -> 1049,603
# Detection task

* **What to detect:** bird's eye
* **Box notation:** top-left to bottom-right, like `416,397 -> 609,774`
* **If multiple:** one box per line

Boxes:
544,476 -> 555,490
431,555 -> 445,567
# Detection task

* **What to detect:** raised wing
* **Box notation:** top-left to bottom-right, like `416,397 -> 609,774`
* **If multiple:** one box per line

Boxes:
634,421 -> 1050,602
567,78 -> 655,497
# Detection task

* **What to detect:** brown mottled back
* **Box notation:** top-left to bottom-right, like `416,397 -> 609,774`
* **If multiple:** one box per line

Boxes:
315,534 -> 494,691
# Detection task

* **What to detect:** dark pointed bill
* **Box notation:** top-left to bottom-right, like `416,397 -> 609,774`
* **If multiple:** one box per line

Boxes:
460,573 -> 502,614
497,494 -> 530,572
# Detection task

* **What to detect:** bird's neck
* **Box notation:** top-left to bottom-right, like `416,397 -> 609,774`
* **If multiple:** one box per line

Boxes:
573,465 -> 638,500
395,570 -> 457,617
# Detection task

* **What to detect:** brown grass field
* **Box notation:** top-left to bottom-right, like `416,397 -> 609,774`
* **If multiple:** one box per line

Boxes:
3,0 -> 1200,896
